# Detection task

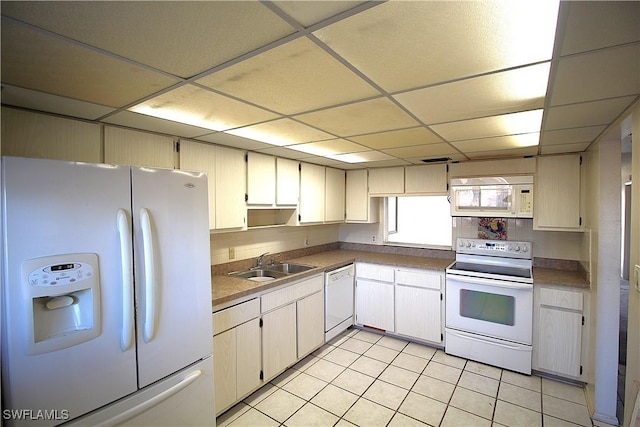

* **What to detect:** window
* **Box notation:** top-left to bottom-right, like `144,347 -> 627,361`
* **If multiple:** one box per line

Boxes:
385,196 -> 452,248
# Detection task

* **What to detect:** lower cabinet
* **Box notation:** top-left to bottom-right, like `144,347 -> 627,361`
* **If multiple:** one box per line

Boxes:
533,286 -> 586,380
355,263 -> 444,345
261,274 -> 325,382
262,302 -> 297,381
212,299 -> 261,415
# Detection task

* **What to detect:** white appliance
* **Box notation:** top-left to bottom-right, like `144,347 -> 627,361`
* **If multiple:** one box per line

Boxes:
325,264 -> 355,341
449,176 -> 533,218
1,156 -> 214,426
445,238 -> 533,374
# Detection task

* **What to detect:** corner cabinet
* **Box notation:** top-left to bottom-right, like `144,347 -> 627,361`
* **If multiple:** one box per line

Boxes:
325,167 -> 346,223
181,141 -> 247,231
534,154 -> 583,231
299,163 -> 326,224
533,286 -> 588,380
346,169 -> 379,223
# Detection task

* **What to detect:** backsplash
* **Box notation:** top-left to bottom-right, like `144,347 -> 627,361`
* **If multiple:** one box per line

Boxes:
210,224 -> 340,265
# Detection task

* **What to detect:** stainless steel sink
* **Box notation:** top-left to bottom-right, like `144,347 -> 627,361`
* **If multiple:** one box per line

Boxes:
229,269 -> 288,281
264,263 -> 315,274
228,262 -> 315,281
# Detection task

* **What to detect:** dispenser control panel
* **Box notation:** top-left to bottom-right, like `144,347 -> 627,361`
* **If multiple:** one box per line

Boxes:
28,262 -> 94,287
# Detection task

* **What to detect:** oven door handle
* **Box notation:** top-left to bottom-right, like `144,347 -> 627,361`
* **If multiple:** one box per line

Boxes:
447,329 -> 528,350
446,273 -> 532,291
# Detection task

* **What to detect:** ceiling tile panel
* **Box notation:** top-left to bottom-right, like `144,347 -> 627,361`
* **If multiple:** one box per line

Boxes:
381,143 -> 461,160
129,85 -> 280,131
431,110 -> 543,142
0,19 -> 180,108
348,127 -> 442,150
451,133 -> 539,153
287,139 -> 368,156
196,132 -> 274,152
294,97 -> 418,136
544,96 -> 637,130
1,1 -> 295,78
328,150 -> 395,164
103,111 -> 214,139
313,1 -> 559,92
196,38 -> 379,115
271,1 -> 367,28
540,126 -> 606,146
540,142 -> 591,155
550,44 -> 640,106
394,63 -> 549,125
226,118 -> 334,146
560,1 -> 640,56
464,146 -> 539,160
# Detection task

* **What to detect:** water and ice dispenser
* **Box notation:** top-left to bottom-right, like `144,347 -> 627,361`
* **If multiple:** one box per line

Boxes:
23,253 -> 101,354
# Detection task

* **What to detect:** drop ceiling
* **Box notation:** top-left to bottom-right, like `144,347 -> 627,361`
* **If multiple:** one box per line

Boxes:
1,1 -> 639,168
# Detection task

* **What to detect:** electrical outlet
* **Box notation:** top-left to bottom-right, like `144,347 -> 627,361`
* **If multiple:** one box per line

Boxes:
228,247 -> 235,260
372,235 -> 377,243
304,237 -> 309,246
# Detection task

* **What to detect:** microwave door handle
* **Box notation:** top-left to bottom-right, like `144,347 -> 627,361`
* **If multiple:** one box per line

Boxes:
447,273 -> 531,290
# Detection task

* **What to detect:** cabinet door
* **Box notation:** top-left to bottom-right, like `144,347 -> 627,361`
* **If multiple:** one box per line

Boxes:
537,307 -> 582,377
299,163 -> 325,223
297,291 -> 325,358
404,164 -> 447,194
277,158 -> 299,206
355,279 -> 394,331
213,329 -> 236,414
395,286 -> 441,343
236,318 -> 262,398
368,167 -> 404,195
180,141 -> 216,229
105,126 -> 174,168
534,154 -> 581,230
346,169 -> 369,222
215,146 -> 247,229
262,303 -> 297,381
325,167 -> 345,223
247,152 -> 275,205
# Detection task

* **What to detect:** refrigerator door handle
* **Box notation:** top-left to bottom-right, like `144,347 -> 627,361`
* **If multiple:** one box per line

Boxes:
140,208 -> 156,343
117,209 -> 135,351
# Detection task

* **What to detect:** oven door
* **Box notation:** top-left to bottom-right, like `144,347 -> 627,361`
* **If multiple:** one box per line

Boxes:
445,274 -> 533,345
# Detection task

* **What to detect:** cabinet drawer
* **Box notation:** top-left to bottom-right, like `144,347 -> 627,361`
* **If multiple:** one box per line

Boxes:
356,263 -> 394,283
262,274 -> 323,313
213,298 -> 260,336
539,287 -> 583,311
396,269 -> 441,290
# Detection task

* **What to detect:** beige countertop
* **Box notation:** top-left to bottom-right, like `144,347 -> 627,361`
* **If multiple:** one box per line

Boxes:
211,248 -> 590,309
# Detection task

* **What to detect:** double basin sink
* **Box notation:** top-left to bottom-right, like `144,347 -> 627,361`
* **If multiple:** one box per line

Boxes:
229,263 -> 316,282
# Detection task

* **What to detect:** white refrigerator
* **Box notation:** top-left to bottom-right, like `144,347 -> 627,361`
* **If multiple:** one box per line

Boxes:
1,156 -> 215,426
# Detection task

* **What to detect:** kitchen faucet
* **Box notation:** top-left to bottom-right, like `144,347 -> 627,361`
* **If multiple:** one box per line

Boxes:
256,252 -> 270,268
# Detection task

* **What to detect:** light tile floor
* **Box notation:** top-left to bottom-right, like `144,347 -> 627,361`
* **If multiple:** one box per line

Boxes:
217,328 -> 593,427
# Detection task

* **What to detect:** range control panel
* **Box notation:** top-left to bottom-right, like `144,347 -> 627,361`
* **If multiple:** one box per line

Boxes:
456,238 -> 532,259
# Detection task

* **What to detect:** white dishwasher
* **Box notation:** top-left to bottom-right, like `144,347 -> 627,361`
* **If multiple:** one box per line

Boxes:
325,263 -> 355,341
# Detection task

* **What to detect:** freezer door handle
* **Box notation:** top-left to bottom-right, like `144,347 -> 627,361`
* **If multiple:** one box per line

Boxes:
117,209 -> 135,351
140,208 -> 156,343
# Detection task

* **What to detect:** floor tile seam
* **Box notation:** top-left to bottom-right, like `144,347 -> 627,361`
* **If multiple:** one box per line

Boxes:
540,391 -> 590,407
376,367 -> 422,391
283,375 -> 333,403
446,398 -> 497,423
455,382 -> 499,399
250,404 -> 289,427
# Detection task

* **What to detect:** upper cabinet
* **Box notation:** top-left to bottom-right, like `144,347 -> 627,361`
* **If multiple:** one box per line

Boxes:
276,158 -> 300,206
448,157 -> 536,178
105,127 -> 175,169
345,169 -> 379,223
180,141 -> 246,231
404,164 -> 448,194
325,167 -> 345,223
299,162 -> 325,224
247,152 -> 276,206
1,107 -> 101,163
534,154 -> 583,231
368,167 -> 404,195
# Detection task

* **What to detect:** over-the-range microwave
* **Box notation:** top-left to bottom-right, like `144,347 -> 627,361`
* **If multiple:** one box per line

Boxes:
449,176 -> 533,218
